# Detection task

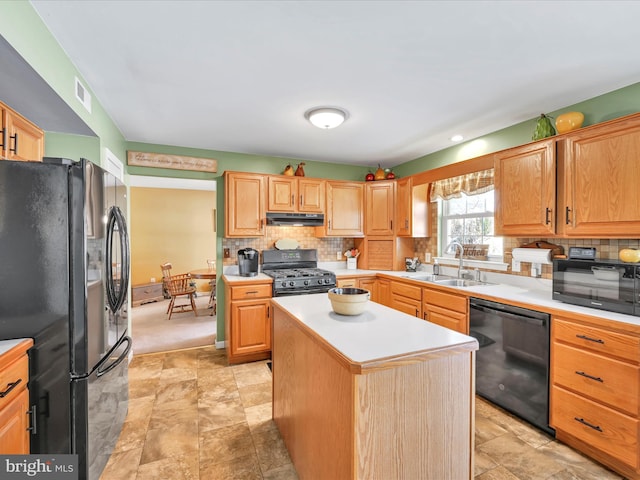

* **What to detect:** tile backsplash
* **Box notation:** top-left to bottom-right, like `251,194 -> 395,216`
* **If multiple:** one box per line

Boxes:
223,216 -> 640,280
222,226 -> 355,265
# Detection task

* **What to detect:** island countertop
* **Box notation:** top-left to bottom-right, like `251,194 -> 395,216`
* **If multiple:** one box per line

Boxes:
271,292 -> 478,370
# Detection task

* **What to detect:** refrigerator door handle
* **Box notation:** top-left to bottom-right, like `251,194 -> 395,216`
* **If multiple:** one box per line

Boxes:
105,205 -> 130,313
96,336 -> 131,378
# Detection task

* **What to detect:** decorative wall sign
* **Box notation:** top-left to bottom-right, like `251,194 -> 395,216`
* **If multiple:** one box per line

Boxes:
127,151 -> 217,173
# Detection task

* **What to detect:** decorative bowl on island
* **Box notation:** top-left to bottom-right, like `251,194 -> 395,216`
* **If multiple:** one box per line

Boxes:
328,288 -> 370,316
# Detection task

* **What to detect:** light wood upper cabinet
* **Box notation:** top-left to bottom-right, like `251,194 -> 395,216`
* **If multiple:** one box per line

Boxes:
225,171 -> 266,237
268,176 -> 325,213
317,181 -> 364,237
395,177 -> 430,237
558,113 -> 640,237
298,178 -> 325,213
365,180 -> 395,236
494,139 -> 556,236
1,101 -> 44,162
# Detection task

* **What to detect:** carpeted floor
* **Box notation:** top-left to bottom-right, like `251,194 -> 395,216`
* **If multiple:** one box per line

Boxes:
130,293 -> 216,355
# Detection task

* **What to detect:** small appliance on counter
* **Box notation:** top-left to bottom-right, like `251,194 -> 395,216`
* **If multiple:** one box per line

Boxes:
237,248 -> 259,276
405,257 -> 420,272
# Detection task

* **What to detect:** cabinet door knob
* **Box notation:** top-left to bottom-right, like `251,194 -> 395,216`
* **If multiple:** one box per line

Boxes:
545,207 -> 552,225
565,206 -> 572,225
0,128 -> 5,148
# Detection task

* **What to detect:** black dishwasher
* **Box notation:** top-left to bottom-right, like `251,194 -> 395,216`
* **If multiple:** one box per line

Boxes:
469,297 -> 554,435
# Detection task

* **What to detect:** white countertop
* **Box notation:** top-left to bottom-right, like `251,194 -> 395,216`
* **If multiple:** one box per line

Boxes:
271,293 -> 477,364
223,263 -> 640,329
0,338 -> 30,356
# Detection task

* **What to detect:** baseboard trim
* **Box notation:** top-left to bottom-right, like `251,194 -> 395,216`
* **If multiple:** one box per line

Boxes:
215,340 -> 226,349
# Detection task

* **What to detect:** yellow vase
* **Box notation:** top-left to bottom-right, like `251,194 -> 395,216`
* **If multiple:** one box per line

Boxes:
555,111 -> 584,134
619,248 -> 640,263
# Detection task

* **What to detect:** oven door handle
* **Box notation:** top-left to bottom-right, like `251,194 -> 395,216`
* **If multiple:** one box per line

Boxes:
274,288 -> 332,297
470,304 -> 546,326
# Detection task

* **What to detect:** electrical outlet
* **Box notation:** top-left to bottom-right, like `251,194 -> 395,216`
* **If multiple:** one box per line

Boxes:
336,251 -> 342,260
224,248 -> 230,258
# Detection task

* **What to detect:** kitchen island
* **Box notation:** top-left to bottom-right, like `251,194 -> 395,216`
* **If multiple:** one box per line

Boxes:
271,293 -> 479,480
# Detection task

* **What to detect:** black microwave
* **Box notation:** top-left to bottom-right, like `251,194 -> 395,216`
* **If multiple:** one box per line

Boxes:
553,259 -> 640,316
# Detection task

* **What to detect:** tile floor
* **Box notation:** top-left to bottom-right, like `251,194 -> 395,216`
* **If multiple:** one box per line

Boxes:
101,346 -> 626,480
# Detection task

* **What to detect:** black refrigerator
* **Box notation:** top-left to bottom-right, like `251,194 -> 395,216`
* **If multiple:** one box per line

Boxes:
0,157 -> 131,480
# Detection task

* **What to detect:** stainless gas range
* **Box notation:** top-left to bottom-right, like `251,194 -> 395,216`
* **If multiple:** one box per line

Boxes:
262,249 -> 336,296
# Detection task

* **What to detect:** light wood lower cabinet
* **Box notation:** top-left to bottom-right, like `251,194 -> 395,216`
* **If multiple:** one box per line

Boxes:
224,280 -> 272,364
0,339 -> 33,454
336,277 -> 358,288
389,280 -> 421,318
550,315 -> 640,479
423,287 -> 468,334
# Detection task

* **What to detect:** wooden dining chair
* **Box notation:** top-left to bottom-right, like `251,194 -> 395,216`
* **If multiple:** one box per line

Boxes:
160,262 -> 173,299
164,273 -> 198,320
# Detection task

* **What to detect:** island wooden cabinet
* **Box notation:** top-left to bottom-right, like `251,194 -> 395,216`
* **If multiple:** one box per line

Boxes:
557,113 -> 640,237
1,101 -> 44,162
494,138 -> 556,236
267,176 -> 325,213
316,181 -> 364,237
0,339 -> 33,454
550,315 -> 640,479
224,171 -> 266,237
389,280 -> 421,318
395,177 -> 430,237
365,180 -> 395,236
224,280 -> 272,364
271,298 -> 476,480
423,287 -> 468,334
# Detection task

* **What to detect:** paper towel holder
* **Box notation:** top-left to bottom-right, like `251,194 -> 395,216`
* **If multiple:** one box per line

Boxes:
519,240 -> 564,258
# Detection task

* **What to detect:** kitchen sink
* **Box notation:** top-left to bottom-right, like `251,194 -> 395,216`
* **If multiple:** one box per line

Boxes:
433,279 -> 495,287
403,274 -> 455,282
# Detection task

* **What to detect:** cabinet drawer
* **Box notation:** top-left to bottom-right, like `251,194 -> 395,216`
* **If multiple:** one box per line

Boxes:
551,386 -> 639,469
553,342 -> 639,415
424,305 -> 467,333
337,278 -> 358,288
390,281 -> 421,301
554,318 -> 640,363
230,284 -> 272,300
0,355 -> 28,411
424,288 -> 467,314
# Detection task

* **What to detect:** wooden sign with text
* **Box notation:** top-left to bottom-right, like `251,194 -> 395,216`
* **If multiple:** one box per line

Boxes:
127,151 -> 217,173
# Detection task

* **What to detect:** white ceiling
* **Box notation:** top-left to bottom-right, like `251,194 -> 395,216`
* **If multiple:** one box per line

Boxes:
30,0 -> 640,168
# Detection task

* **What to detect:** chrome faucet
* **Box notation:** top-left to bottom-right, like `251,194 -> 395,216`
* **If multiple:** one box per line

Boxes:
447,241 -> 470,279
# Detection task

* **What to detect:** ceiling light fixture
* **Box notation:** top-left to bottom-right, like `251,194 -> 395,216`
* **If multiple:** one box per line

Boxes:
451,134 -> 464,142
305,107 -> 347,129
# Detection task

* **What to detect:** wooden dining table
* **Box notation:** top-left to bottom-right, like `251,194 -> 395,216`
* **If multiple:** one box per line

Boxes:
189,268 -> 217,314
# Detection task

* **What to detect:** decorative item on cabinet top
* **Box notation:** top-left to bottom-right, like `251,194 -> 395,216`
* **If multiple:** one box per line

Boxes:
555,111 -> 584,134
532,113 -> 556,141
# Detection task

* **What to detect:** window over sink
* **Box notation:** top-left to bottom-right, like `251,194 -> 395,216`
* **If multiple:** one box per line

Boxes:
438,190 -> 504,263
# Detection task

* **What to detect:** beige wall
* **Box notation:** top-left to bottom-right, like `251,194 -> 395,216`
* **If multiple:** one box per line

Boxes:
130,187 -> 216,290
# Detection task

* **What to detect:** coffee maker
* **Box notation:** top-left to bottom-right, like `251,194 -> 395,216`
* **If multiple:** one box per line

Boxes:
237,248 -> 259,277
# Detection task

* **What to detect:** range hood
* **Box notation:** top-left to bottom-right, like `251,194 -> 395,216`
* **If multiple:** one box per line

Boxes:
266,212 -> 324,226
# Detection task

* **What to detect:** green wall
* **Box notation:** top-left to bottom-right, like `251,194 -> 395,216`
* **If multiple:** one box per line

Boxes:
0,1 -> 127,167
395,82 -> 640,177
4,0 -> 640,351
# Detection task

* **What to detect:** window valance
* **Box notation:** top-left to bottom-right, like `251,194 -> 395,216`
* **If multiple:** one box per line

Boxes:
429,168 -> 494,202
